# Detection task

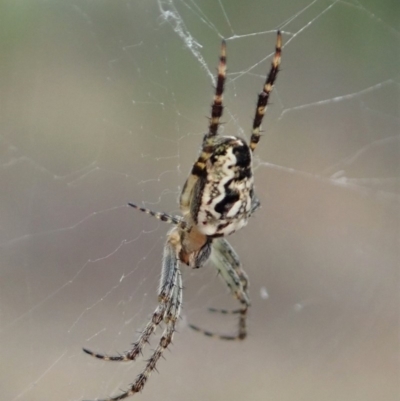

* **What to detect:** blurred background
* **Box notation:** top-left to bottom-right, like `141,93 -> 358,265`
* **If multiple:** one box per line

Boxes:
1,1 -> 399,401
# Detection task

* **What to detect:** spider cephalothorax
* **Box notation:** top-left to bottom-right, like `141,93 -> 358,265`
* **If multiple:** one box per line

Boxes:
84,31 -> 281,401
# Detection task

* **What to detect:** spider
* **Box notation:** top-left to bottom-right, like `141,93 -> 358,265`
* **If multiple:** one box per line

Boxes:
83,31 -> 282,401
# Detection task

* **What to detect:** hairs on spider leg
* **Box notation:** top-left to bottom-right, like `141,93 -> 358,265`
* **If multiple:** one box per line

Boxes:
128,203 -> 188,230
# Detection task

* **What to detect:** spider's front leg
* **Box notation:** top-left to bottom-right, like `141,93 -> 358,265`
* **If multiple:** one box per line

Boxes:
189,237 -> 250,340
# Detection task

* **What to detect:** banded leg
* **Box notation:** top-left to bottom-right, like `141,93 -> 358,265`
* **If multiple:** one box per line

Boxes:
83,240 -> 179,364
249,31 -> 282,152
92,271 -> 183,401
128,202 -> 188,231
180,40 -> 227,214
206,39 -> 227,140
189,238 -> 250,340
213,237 -> 250,295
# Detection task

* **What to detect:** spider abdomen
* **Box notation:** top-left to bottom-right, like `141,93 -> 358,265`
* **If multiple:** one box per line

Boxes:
193,136 -> 254,237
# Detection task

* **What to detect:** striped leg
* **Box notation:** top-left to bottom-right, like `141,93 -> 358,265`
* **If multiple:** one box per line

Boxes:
206,39 -> 227,140
128,203 -> 188,231
249,31 -> 282,152
91,270 -> 183,401
83,241 -> 181,400
180,40 -> 227,214
189,238 -> 250,340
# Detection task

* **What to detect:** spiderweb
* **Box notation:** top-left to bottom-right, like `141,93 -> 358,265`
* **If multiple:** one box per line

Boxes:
1,1 -> 399,401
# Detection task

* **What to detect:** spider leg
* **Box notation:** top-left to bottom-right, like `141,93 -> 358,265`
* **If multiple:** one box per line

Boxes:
249,31 -> 282,152
83,239 -> 179,363
250,193 -> 261,214
189,237 -> 250,340
179,40 -> 226,215
206,39 -> 226,140
207,307 -> 242,314
128,203 -> 188,231
91,271 -> 183,401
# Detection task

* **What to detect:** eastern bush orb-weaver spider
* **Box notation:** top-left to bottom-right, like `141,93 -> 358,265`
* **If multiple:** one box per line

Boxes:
83,31 -> 282,401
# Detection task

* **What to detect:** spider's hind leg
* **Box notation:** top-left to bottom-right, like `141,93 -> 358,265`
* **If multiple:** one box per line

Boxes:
189,237 -> 250,341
